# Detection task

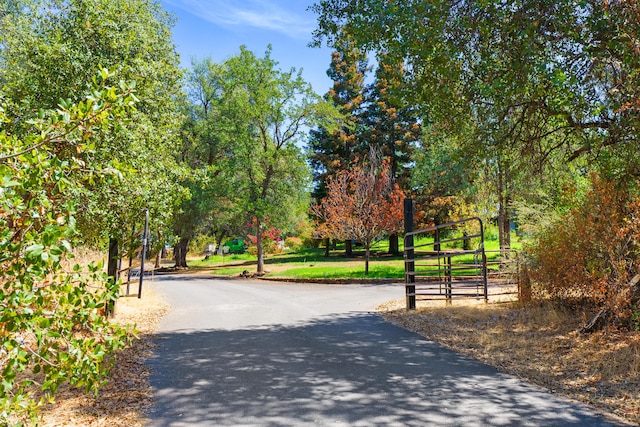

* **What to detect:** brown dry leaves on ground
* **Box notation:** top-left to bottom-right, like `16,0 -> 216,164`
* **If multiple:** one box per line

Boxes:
39,283 -> 170,427
378,298 -> 640,426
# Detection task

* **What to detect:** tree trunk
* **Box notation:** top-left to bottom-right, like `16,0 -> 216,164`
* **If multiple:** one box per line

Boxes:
365,245 -> 370,276
256,221 -> 264,274
388,233 -> 399,255
434,229 -> 441,252
324,237 -> 330,257
497,163 -> 511,255
106,237 -> 119,317
345,239 -> 353,257
580,309 -> 609,334
216,232 -> 226,255
174,237 -> 190,268
581,274 -> 640,333
463,231 -> 470,251
107,237 -> 119,281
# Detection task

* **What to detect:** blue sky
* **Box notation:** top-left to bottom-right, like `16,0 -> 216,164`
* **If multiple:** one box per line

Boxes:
159,0 -> 335,95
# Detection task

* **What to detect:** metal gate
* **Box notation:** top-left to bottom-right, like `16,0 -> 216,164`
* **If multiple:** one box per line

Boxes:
404,217 -> 490,309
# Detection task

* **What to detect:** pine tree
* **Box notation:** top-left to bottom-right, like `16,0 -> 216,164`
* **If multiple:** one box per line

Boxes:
309,37 -> 369,256
364,53 -> 421,254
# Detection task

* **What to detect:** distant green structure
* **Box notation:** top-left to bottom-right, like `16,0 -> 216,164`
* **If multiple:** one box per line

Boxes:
223,238 -> 246,254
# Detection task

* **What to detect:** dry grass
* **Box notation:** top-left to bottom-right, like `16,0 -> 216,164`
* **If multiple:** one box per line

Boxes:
379,298 -> 640,425
39,283 -> 170,427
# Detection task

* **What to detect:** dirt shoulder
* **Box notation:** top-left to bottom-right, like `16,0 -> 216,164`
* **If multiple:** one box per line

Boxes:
40,283 -> 170,427
378,298 -> 640,426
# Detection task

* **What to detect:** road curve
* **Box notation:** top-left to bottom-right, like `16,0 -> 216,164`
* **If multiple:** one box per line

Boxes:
146,275 -> 624,427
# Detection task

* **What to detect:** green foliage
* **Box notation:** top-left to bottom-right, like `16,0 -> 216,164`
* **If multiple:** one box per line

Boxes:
174,58 -> 247,257
632,304 -> 640,332
309,37 -> 368,200
0,72 -> 132,424
311,0 -> 640,260
180,46 -> 340,271
189,234 -> 216,255
364,52 -> 421,192
1,0 -> 186,246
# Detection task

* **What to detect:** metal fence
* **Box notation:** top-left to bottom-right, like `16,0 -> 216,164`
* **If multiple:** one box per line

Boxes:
404,216 -> 519,308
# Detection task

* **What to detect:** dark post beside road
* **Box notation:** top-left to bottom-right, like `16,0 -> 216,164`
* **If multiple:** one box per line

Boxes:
404,198 -> 416,310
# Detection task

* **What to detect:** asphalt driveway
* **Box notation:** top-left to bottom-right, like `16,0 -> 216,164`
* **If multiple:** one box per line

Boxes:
146,276 -> 624,426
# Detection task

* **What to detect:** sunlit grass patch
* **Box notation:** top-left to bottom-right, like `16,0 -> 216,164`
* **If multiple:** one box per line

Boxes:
267,263 -> 405,279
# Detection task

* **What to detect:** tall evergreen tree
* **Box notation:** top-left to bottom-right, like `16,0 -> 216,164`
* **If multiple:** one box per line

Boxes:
309,37 -> 368,199
364,53 -> 421,254
312,0 -> 640,253
309,36 -> 368,256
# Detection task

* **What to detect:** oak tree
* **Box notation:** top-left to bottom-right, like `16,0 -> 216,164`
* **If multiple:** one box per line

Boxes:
0,0 -> 185,254
179,47 -> 339,273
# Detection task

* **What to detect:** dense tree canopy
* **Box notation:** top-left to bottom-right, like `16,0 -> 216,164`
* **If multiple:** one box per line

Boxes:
364,53 -> 420,192
309,37 -> 369,201
311,0 -> 640,327
0,0 -> 185,246
0,0 -> 185,421
311,0 -> 640,175
176,47 -> 340,272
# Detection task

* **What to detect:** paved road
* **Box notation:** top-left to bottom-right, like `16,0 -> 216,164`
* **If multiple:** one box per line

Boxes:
147,275 -> 623,426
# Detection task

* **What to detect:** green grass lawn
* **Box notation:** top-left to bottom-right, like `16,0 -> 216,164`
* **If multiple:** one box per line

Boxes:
270,261 -> 406,280
185,231 -> 523,280
189,252 -> 255,268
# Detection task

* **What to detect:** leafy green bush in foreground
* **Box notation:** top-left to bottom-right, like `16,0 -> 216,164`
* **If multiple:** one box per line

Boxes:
0,71 -> 133,425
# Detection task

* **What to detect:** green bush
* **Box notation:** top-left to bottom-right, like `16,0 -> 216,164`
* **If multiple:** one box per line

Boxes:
0,73 -> 132,424
190,234 -> 214,254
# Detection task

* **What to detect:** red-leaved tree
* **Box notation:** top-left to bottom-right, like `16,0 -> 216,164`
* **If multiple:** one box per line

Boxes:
313,149 -> 405,275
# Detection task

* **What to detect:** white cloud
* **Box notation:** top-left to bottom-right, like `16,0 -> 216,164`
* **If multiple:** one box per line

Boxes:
164,0 -> 315,39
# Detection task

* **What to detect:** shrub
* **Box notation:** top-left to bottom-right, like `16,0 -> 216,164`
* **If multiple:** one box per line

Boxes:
284,236 -> 304,252
292,219 -> 320,248
527,174 -> 640,328
0,73 -> 132,424
190,234 -> 214,255
247,245 -> 258,256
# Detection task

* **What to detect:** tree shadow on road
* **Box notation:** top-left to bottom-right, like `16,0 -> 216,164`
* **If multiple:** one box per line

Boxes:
147,313 -> 621,427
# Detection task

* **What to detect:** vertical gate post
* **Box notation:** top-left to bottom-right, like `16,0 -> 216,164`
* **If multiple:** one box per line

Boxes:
404,198 -> 416,310
478,217 -> 489,303
482,251 -> 489,303
446,255 -> 452,305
